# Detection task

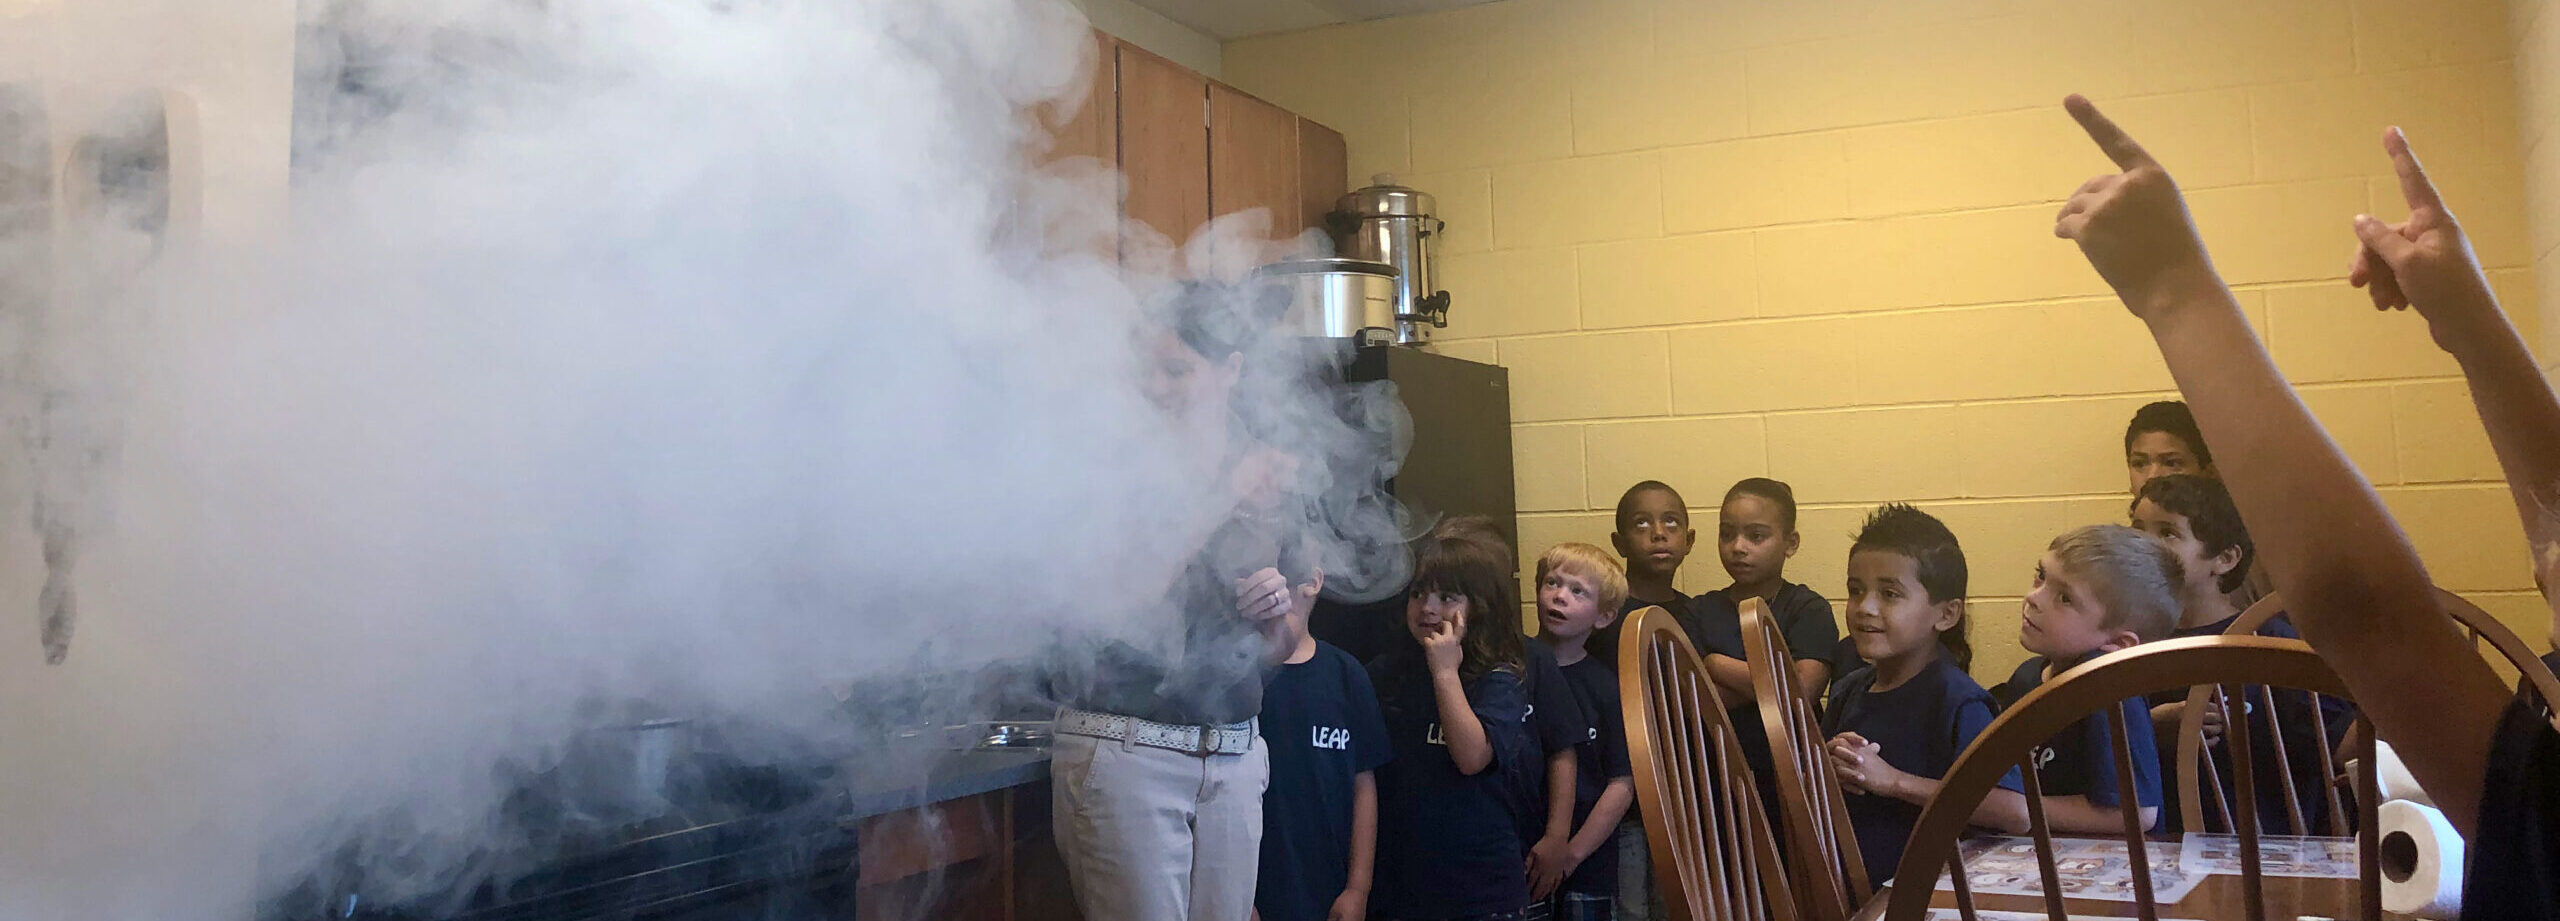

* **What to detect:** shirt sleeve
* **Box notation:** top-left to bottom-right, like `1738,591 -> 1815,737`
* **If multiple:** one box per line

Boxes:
1784,591 -> 1842,663
1954,693 -> 2026,793
1595,678 -> 1633,780
1344,652 -> 1394,774
2081,697 -> 2165,810
1527,645 -> 1591,755
2462,695 -> 2560,920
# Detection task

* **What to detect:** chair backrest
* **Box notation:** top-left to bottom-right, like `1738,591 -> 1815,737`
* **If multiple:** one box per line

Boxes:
1739,597 -> 1870,921
1619,604 -> 1800,921
1888,636 -> 2380,921
2225,587 -> 2560,707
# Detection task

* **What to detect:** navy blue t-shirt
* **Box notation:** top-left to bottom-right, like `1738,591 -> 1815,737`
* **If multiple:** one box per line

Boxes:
1257,642 -> 1394,921
2465,673 -> 2560,920
1824,657 -> 2013,882
1589,591 -> 1690,674
1995,653 -> 2163,822
1680,583 -> 1840,817
1366,650 -> 1537,919
2144,612 -> 2353,835
1554,655 -> 1633,895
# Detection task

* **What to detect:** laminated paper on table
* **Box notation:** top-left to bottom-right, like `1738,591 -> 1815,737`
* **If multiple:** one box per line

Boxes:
1935,836 -> 2208,905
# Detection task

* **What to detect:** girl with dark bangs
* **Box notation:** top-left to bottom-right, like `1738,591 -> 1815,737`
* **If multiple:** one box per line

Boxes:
1364,528 -> 1544,921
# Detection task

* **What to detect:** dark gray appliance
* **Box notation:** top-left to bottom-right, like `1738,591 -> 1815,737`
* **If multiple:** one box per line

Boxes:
1313,345 -> 1514,663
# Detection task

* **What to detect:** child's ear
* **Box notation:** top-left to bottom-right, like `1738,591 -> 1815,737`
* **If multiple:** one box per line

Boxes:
1783,529 -> 1801,558
1610,530 -> 1633,558
1932,597 -> 1968,633
1598,605 -> 1621,629
2096,626 -> 2146,654
2209,544 -> 2243,581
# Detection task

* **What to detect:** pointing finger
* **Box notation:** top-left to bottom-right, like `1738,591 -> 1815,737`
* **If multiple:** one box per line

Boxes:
2065,94 -> 2156,172
2383,126 -> 2445,214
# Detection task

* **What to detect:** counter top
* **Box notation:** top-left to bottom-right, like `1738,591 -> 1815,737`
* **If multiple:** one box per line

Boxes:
839,747 -> 1051,821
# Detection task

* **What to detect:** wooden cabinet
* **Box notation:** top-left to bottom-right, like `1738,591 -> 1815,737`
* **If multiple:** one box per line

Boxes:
1041,31 -> 1118,168
1027,32 -> 1346,271
1296,117 -> 1348,243
1208,83 -> 1299,250
1115,43 -> 1209,261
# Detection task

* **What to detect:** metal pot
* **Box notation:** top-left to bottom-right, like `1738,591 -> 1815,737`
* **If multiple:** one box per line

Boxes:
1253,258 -> 1399,346
1331,175 -> 1450,346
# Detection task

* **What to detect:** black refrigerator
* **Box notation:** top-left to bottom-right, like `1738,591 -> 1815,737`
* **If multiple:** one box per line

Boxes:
1313,345 -> 1515,664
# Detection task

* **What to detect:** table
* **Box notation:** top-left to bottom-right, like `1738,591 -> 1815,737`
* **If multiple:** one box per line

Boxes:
1846,837 -> 2378,920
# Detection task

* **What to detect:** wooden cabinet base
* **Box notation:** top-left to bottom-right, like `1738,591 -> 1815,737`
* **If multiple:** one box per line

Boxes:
852,780 -> 1083,921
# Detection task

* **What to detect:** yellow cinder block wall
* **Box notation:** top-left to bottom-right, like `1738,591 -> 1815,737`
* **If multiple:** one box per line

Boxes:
1227,0 -> 2550,683
2522,0 -> 2560,372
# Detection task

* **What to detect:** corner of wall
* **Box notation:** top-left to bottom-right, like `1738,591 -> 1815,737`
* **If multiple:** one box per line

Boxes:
1065,0 -> 1222,78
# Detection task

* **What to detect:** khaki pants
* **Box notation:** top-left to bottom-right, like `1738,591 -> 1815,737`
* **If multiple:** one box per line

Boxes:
1050,730 -> 1270,921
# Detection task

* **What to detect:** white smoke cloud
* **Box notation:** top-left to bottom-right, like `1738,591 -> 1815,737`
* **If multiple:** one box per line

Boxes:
0,0 -> 1410,917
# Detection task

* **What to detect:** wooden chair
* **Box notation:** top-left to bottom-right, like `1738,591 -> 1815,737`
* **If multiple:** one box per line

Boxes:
1740,597 -> 1871,921
2220,587 -> 2560,706
1619,604 -> 1800,921
2173,587 -> 2560,835
1886,636 -> 2381,921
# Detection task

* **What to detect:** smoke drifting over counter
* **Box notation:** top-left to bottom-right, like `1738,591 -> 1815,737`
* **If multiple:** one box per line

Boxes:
0,0 -> 1412,916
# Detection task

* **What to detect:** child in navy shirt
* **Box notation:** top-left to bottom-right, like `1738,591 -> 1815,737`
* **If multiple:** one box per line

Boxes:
2129,474 -> 2348,835
1594,480 -> 1697,671
1990,524 -> 2181,834
1258,561 -> 1393,921
1680,478 -> 1840,830
1823,505 -> 2028,881
1366,526 -> 1543,921
1531,543 -> 1635,921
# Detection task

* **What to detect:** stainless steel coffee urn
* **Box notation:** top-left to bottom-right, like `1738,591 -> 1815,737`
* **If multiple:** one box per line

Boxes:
1331,174 -> 1449,346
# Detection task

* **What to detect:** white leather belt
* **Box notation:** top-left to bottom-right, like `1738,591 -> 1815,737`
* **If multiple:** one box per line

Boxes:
1056,708 -> 1256,756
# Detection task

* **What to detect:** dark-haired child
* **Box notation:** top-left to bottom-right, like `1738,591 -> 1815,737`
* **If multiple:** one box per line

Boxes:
1531,543 -> 1635,921
2131,474 -> 2350,834
2124,400 -> 2270,607
1257,558 -> 1392,921
1423,518 -> 1588,909
1679,478 -> 1840,828
2124,400 -> 2215,494
1590,480 -> 1696,673
1823,504 -> 2028,879
1991,524 -> 2180,833
1366,528 -> 1544,921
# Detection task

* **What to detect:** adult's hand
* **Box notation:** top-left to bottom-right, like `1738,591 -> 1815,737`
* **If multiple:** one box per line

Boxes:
1235,567 -> 1292,623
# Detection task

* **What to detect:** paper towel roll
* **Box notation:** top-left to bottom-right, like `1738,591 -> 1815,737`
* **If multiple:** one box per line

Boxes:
2381,799 -> 2465,920
2374,740 -> 2437,809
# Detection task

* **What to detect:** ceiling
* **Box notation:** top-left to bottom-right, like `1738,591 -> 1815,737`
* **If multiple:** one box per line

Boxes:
1123,0 -> 1508,40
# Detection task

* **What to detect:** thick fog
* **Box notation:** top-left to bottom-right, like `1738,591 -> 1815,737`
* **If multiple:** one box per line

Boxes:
0,0 -> 1410,916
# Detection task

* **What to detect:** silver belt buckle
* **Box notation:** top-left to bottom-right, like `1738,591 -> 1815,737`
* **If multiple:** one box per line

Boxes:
1192,725 -> 1217,756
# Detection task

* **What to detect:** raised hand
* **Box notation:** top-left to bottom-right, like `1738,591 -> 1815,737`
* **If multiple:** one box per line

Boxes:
1235,567 -> 1292,623
2053,95 -> 2218,319
1420,608 -> 1466,676
2347,127 -> 2501,353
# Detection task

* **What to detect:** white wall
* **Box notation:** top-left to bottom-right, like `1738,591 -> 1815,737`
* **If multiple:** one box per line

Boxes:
1067,0 -> 1222,77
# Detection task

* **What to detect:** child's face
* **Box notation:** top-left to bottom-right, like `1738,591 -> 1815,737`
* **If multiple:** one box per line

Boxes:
2125,431 -> 2207,495
1537,567 -> 1614,644
1718,494 -> 1798,587
1844,549 -> 1958,665
2128,499 -> 2231,599
2019,550 -> 2135,659
1613,489 -> 1695,581
1407,586 -> 1471,646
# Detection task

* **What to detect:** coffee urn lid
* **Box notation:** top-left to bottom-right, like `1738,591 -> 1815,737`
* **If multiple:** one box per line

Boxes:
1335,173 -> 1436,218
